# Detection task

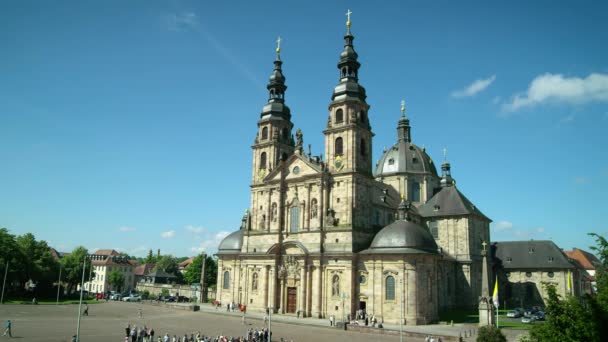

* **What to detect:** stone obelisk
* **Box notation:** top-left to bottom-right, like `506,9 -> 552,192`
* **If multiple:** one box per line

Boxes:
478,241 -> 496,326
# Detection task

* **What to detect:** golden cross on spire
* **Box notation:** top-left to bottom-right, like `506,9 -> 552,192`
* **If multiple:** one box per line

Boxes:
276,36 -> 281,55
482,240 -> 487,252
443,147 -> 448,162
400,100 -> 406,116
346,9 -> 352,27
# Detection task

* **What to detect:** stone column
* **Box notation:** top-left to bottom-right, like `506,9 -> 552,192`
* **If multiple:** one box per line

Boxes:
307,265 -> 313,317
306,184 -> 311,231
279,278 -> 285,314
407,264 -> 418,324
267,189 -> 272,232
269,266 -> 276,312
299,265 -> 307,317
312,266 -> 322,318
263,266 -> 269,309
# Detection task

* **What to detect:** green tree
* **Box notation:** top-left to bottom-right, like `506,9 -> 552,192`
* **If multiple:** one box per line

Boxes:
0,228 -> 23,297
144,249 -> 157,264
108,269 -> 125,292
589,233 -> 608,337
154,255 -> 178,275
60,246 -> 93,294
183,255 -> 217,290
476,325 -> 506,342
15,233 -> 59,297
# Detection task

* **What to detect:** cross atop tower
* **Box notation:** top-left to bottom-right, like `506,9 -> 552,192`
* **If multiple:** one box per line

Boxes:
482,240 -> 487,252
346,9 -> 352,27
443,147 -> 448,162
276,36 -> 281,55
400,100 -> 406,117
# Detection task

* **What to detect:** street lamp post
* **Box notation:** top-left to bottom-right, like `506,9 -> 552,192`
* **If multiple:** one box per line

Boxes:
1,260 -> 8,304
76,255 -> 89,342
56,263 -> 62,305
341,292 -> 348,326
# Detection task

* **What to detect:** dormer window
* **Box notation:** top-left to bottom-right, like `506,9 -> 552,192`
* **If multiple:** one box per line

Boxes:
388,158 -> 395,165
506,257 -> 512,263
433,205 -> 440,212
529,247 -> 535,254
548,256 -> 554,263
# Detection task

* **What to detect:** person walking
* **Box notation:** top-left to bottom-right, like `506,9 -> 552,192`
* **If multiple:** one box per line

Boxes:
138,307 -> 143,319
83,303 -> 89,316
2,320 -> 12,337
126,322 -> 131,337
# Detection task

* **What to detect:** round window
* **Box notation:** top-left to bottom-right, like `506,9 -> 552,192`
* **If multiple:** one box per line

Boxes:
525,272 -> 532,278
360,275 -> 367,284
292,166 -> 300,175
548,272 -> 554,278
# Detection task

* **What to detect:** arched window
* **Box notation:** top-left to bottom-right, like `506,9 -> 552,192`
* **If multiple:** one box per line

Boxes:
335,109 -> 344,123
260,152 -> 267,170
281,128 -> 289,141
385,276 -> 395,300
261,127 -> 268,140
332,275 -> 340,296
223,271 -> 230,289
335,137 -> 343,156
411,181 -> 420,202
252,272 -> 258,290
360,111 -> 367,124
360,138 -> 367,157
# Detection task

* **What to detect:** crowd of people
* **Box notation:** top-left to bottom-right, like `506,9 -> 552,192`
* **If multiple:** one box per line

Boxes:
122,322 -> 274,342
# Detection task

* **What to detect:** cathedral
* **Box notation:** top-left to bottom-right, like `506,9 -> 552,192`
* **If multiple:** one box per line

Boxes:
216,15 -> 491,325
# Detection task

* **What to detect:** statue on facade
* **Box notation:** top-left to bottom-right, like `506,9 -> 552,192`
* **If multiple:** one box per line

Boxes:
325,208 -> 337,226
311,199 -> 318,219
271,203 -> 277,222
332,275 -> 340,296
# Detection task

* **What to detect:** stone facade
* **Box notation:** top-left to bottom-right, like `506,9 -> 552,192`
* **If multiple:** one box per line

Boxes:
216,22 -> 490,325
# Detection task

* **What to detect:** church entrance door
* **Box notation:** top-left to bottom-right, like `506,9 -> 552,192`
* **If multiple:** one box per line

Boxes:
287,287 -> 297,313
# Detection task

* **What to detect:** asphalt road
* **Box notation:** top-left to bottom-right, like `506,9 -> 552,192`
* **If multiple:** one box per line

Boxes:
0,301 -> 423,341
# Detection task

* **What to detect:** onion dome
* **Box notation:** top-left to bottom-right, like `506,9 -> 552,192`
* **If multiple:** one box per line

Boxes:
374,103 -> 437,177
331,11 -> 366,103
261,37 -> 291,120
361,200 -> 438,254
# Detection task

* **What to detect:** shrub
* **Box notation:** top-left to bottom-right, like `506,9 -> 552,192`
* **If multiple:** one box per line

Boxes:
477,325 -> 506,342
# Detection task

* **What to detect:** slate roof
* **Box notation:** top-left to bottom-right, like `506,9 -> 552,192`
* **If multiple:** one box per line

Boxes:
418,186 -> 490,221
493,240 -> 574,270
564,248 -> 600,270
360,219 -> 438,255
145,269 -> 177,278
374,141 -> 438,178
217,229 -> 244,254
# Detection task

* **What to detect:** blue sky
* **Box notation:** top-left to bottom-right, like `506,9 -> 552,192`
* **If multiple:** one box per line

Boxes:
1,1 -> 607,258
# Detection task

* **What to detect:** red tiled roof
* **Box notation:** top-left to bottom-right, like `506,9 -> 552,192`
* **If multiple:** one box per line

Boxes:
179,257 -> 195,268
93,249 -> 120,256
565,248 -> 600,270
135,263 -> 155,276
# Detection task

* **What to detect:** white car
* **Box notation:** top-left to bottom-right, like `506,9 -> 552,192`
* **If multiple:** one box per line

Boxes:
122,294 -> 141,302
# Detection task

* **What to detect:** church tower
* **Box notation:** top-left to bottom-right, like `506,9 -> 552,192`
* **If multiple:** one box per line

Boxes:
324,11 -> 373,175
251,38 -> 295,184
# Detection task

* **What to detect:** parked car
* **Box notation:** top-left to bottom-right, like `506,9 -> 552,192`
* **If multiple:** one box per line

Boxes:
507,310 -> 523,318
164,296 -> 176,302
122,294 -> 142,302
532,311 -> 545,321
110,292 -> 121,300
521,315 -> 536,324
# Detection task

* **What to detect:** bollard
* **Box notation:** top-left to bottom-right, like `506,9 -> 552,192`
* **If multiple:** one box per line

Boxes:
450,320 -> 454,327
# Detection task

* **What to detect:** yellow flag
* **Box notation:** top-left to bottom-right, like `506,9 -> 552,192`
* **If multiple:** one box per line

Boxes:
567,270 -> 572,292
492,275 -> 499,308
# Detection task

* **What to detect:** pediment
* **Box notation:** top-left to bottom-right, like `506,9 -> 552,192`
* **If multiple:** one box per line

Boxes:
263,153 -> 323,183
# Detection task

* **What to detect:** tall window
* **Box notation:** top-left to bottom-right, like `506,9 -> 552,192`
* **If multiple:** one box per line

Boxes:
430,221 -> 439,239
411,181 -> 420,202
261,127 -> 268,140
335,137 -> 343,156
260,152 -> 267,169
385,276 -> 395,300
223,271 -> 230,289
360,138 -> 367,158
335,109 -> 344,123
290,206 -> 300,233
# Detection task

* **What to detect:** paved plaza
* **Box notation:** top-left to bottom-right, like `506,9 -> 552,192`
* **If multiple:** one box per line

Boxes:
0,301 -> 428,341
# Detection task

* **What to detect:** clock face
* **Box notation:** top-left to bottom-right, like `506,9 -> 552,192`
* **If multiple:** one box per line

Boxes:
334,155 -> 344,171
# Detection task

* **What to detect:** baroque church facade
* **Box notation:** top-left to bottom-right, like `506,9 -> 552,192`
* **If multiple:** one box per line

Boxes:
216,18 -> 491,325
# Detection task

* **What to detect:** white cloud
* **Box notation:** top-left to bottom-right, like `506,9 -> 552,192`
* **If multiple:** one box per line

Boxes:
118,226 -> 136,232
185,225 -> 204,234
493,221 -> 513,232
503,73 -> 608,111
451,75 -> 496,98
165,12 -> 199,32
191,231 -> 231,253
160,230 -> 176,238
559,114 -> 575,124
